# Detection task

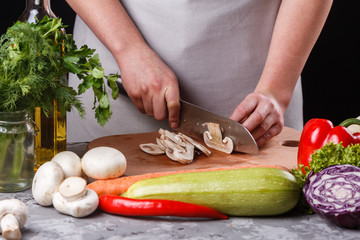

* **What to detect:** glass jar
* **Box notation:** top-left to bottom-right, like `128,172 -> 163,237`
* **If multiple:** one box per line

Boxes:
0,111 -> 35,192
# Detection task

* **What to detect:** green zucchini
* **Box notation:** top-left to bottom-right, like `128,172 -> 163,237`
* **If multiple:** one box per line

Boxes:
123,167 -> 300,216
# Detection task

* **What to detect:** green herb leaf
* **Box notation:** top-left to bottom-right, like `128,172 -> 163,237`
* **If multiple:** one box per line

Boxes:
292,142 -> 360,189
0,16 -> 120,126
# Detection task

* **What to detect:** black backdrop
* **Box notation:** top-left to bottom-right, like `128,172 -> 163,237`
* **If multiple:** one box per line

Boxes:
301,1 -> 360,125
1,1 -> 359,127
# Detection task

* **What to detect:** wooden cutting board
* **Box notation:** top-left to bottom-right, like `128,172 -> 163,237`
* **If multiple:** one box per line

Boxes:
87,127 -> 301,176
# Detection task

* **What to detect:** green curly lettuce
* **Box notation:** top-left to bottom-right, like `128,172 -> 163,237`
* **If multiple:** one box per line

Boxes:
292,142 -> 360,189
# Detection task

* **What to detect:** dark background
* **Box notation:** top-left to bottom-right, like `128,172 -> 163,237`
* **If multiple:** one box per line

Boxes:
1,1 -> 359,127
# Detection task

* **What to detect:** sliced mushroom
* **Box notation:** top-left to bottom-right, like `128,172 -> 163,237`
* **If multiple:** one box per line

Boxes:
142,128 -> 214,164
159,130 -> 195,164
203,122 -> 234,154
166,130 -> 187,147
179,133 -> 212,157
165,142 -> 194,164
139,143 -> 165,155
173,143 -> 194,164
160,135 -> 184,151
156,138 -> 166,151
165,148 -> 177,161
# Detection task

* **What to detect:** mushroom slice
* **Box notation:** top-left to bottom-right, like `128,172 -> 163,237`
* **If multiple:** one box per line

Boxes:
165,148 -> 177,161
155,138 -> 166,151
165,144 -> 194,164
160,129 -> 187,147
139,143 -> 165,155
160,137 -> 185,152
178,133 -> 212,157
203,122 -> 234,154
173,143 -> 195,164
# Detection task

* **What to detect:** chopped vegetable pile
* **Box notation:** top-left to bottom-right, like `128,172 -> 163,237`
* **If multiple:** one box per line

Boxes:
0,16 -> 119,125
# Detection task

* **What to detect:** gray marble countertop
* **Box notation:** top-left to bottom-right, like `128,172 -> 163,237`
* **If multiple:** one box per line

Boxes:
0,143 -> 359,240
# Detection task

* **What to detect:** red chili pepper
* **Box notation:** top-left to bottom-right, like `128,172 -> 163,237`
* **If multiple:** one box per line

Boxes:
298,118 -> 360,171
99,195 -> 228,220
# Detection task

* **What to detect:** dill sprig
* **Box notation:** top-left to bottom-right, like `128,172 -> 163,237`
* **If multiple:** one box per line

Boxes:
0,16 -> 119,126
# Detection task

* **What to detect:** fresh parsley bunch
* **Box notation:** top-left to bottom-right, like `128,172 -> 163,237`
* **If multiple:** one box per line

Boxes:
0,16 -> 119,126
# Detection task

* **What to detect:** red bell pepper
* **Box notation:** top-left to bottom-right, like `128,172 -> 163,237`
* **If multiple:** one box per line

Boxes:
297,118 -> 360,171
99,195 -> 228,220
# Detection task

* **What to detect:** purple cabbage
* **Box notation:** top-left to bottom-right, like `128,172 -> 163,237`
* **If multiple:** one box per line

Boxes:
303,164 -> 360,229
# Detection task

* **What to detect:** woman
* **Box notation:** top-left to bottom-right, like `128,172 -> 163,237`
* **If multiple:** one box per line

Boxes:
65,0 -> 333,146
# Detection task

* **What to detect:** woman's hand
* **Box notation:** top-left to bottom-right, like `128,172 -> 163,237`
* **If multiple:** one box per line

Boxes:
230,91 -> 284,147
231,0 -> 333,146
119,45 -> 181,129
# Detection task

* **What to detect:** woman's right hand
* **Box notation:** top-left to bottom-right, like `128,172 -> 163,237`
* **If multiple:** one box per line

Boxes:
117,45 -> 181,129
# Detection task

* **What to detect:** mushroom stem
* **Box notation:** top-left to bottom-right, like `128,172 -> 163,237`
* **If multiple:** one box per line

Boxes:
203,123 -> 234,154
206,122 -> 224,144
1,214 -> 21,240
0,199 -> 28,240
59,177 -> 87,202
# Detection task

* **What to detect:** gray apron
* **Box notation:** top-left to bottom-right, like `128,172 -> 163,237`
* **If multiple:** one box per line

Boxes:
67,0 -> 303,142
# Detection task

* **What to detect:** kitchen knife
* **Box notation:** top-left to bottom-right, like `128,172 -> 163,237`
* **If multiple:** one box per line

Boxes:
177,100 -> 259,154
112,78 -> 259,154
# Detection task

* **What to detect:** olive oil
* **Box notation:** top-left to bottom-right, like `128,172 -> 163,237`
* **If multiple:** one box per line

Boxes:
34,103 -> 66,172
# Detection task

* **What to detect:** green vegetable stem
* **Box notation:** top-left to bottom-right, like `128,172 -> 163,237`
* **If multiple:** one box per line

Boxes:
8,133 -> 26,179
0,134 -> 12,173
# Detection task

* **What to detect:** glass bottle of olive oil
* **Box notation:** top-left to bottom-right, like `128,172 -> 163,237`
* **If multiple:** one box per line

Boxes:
19,0 -> 67,171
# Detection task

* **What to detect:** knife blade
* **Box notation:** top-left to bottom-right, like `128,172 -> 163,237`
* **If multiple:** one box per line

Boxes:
112,78 -> 259,154
177,100 -> 259,154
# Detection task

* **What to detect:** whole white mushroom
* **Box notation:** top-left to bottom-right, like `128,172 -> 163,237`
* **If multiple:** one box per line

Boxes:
32,161 -> 64,206
53,177 -> 99,218
0,199 -> 28,240
81,147 -> 127,180
51,151 -> 82,179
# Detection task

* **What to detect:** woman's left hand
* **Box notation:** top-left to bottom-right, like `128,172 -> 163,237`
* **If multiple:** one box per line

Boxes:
229,91 -> 285,146
229,0 -> 333,146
